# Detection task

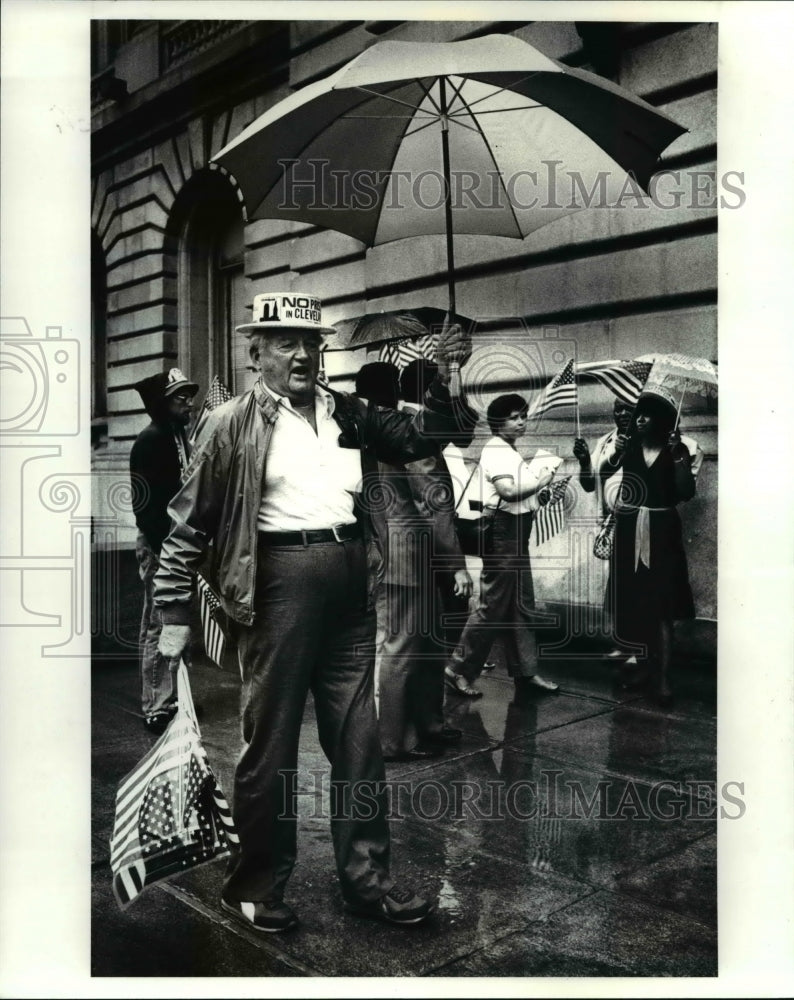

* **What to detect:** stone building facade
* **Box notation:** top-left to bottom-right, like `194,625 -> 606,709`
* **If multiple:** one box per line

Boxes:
91,18 -> 717,632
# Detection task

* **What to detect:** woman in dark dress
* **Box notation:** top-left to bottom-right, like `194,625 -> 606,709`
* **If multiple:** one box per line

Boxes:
604,391 -> 697,705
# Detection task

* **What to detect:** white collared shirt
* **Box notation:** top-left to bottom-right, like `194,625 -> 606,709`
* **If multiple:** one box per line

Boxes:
257,382 -> 361,532
479,437 -> 561,516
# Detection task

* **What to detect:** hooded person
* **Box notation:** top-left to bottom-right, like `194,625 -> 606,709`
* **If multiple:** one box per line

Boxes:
129,367 -> 199,733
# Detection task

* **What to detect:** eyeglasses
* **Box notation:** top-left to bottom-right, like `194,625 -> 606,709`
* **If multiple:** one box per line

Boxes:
171,393 -> 193,403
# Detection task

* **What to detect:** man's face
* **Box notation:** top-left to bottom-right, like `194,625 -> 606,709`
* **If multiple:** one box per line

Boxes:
252,332 -> 321,404
613,401 -> 634,434
167,390 -> 195,426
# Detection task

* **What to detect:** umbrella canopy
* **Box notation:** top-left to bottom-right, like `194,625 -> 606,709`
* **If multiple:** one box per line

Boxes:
638,353 -> 718,399
329,307 -> 473,350
213,34 -> 685,314
636,352 -> 718,428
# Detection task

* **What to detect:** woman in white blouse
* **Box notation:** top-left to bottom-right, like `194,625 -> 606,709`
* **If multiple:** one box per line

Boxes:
445,394 -> 560,700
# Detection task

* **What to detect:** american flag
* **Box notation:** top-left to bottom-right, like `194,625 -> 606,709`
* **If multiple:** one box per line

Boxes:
189,375 -> 233,447
110,661 -> 238,909
197,571 -> 227,670
379,334 -> 437,371
526,359 -> 577,419
532,476 -> 572,547
576,360 -> 652,406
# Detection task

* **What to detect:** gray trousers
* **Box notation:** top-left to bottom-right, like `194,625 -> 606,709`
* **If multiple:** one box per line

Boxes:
223,535 -> 393,905
377,572 -> 469,755
449,511 -> 539,682
136,532 -> 179,718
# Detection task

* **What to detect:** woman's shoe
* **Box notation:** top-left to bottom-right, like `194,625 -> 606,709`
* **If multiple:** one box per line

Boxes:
527,674 -> 559,693
444,667 -> 483,699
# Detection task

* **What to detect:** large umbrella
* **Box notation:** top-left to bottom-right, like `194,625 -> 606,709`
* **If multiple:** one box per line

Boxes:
213,34 -> 685,315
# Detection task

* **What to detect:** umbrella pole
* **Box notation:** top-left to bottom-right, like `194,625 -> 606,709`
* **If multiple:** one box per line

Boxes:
439,77 -> 456,318
674,379 -> 688,431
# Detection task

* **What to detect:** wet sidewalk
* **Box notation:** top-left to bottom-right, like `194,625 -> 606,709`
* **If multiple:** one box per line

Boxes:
92,628 -> 717,979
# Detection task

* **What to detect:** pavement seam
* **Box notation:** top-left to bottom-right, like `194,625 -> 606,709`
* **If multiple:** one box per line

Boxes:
388,702 -> 620,774
157,883 -> 320,976
421,885 -> 602,976
500,745 -> 717,790
590,878 -> 718,934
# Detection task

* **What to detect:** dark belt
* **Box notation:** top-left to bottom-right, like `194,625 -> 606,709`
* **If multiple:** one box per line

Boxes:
259,522 -> 361,546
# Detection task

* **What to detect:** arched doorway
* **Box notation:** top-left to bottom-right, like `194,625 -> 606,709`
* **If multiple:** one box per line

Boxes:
166,172 -> 246,396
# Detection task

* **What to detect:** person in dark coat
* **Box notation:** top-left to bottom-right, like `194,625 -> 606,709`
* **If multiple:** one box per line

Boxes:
356,360 -> 474,763
603,388 -> 699,705
129,367 -> 198,733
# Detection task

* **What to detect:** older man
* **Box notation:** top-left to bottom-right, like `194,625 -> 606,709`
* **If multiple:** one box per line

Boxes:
154,293 -> 474,933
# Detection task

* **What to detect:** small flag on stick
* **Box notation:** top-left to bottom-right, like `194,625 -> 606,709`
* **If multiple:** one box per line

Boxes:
189,376 -> 233,448
197,572 -> 227,670
109,661 -> 238,909
576,360 -> 652,406
379,334 -> 437,371
533,476 -> 572,547
527,359 -> 577,419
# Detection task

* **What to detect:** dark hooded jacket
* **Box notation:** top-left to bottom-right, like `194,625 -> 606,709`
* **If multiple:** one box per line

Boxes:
129,373 -> 189,552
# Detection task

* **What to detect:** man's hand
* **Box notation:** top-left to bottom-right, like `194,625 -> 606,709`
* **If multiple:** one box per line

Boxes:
435,323 -> 473,371
573,437 -> 591,465
158,624 -> 191,660
613,433 -> 629,456
453,568 -> 473,599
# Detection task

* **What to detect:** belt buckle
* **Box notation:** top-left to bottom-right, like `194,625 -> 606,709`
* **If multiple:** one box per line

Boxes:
331,523 -> 345,543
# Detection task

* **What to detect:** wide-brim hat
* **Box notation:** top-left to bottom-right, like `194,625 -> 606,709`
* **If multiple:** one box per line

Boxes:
236,292 -> 337,338
163,367 -> 199,398
636,384 -> 678,422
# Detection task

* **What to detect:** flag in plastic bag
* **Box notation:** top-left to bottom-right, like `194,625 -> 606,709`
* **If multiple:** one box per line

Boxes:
109,661 -> 238,909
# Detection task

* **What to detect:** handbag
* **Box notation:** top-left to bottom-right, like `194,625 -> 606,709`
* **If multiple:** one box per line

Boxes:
453,462 -> 499,557
592,509 -> 616,560
455,512 -> 494,557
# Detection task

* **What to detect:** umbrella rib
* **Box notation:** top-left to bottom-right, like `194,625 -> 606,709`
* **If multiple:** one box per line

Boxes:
453,88 -> 526,239
445,115 -> 484,136
414,77 -> 444,116
449,105 -> 544,116
352,85 -> 440,117
451,70 -> 545,113
443,73 -> 470,117
439,74 -> 487,135
404,116 -> 443,139
342,114 -> 436,119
